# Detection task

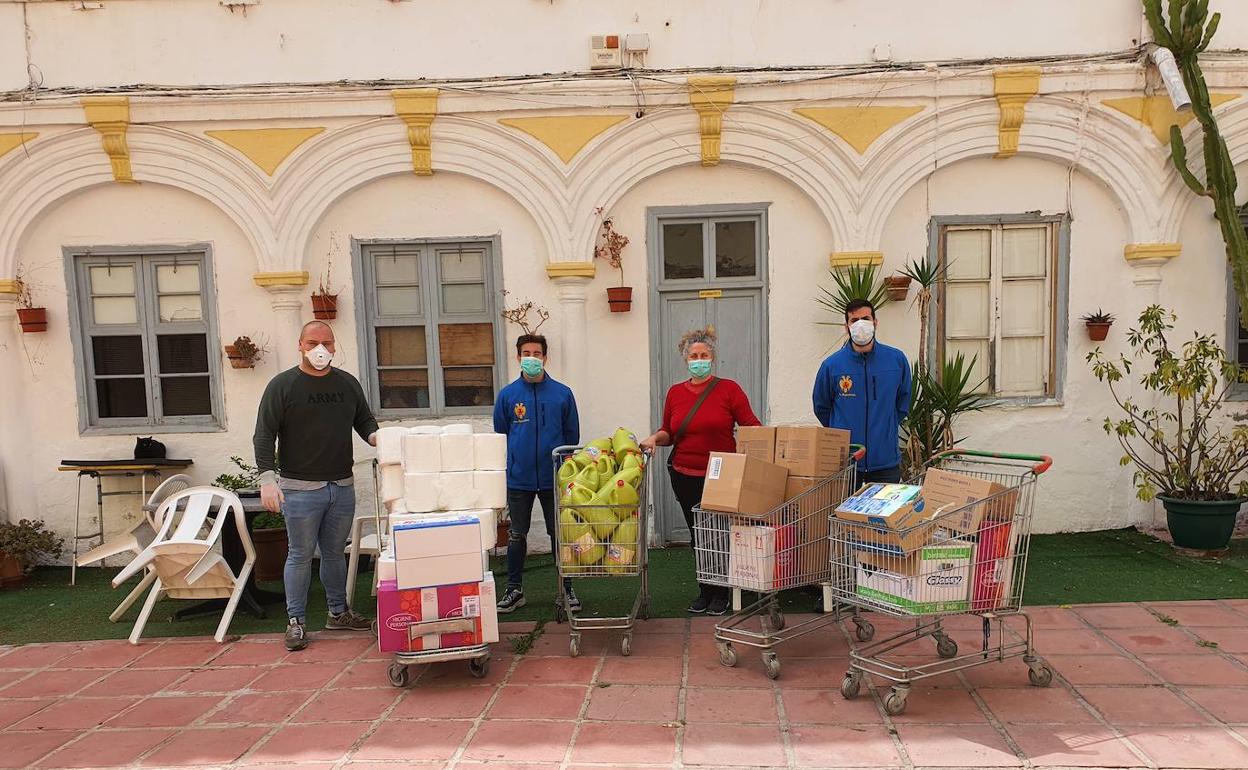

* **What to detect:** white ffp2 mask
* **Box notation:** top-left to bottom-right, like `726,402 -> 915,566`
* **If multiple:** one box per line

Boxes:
305,344 -> 333,370
849,319 -> 876,347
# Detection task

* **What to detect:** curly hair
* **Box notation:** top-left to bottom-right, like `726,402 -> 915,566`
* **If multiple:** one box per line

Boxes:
678,327 -> 717,358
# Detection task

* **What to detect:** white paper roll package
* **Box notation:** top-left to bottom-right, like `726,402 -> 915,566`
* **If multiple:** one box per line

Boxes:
439,433 -> 475,472
376,426 -> 408,465
378,464 -> 405,503
403,472 -> 440,513
438,471 -> 479,510
441,423 -> 473,435
408,425 -> 442,435
402,432 -> 442,473
473,470 -> 507,509
393,509 -> 496,552
472,433 -> 507,471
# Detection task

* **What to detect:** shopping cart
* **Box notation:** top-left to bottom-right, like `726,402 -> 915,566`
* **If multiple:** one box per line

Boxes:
831,449 -> 1053,715
693,447 -> 866,680
552,444 -> 652,658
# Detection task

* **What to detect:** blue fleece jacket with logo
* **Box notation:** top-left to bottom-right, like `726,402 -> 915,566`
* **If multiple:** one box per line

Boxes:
812,341 -> 912,473
493,375 -> 580,492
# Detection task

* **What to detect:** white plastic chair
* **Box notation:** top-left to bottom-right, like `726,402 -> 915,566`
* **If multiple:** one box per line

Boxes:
345,460 -> 388,608
112,486 -> 254,644
107,474 -> 194,622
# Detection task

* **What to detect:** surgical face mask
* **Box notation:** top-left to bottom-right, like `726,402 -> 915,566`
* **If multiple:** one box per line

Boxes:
305,343 -> 333,371
520,356 -> 544,378
849,319 -> 876,347
687,359 -> 713,378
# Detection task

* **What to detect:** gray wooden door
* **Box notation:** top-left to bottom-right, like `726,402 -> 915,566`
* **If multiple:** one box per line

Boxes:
648,206 -> 769,544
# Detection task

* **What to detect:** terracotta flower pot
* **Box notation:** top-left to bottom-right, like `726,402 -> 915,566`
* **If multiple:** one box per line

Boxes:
1086,322 -> 1112,342
606,286 -> 633,313
884,276 -> 911,303
311,293 -> 338,320
251,527 -> 288,583
16,307 -> 47,333
224,344 -> 254,369
0,552 -> 25,590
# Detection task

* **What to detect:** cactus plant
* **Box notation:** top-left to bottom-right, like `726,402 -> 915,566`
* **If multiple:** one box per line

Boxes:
1143,0 -> 1248,328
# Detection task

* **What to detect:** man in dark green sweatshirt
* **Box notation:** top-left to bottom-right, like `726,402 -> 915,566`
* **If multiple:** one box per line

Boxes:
254,320 -> 380,651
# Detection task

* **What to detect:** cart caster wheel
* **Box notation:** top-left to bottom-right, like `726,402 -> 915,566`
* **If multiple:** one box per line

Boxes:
768,608 -> 786,632
387,662 -> 410,688
717,642 -> 738,668
620,635 -> 633,657
569,635 -> 582,658
1027,664 -> 1053,687
763,652 -> 781,680
840,673 -> 862,700
935,637 -> 958,659
883,689 -> 908,716
855,620 -> 875,642
469,656 -> 490,679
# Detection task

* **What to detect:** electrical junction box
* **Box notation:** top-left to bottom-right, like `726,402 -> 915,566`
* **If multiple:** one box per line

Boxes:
590,35 -> 622,69
625,33 -> 650,52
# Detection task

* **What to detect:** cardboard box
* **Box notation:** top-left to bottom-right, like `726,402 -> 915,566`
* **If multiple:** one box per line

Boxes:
377,578 -> 487,653
775,426 -> 851,478
920,468 -> 1018,536
700,452 -> 789,516
833,484 -> 935,555
736,426 -> 777,462
479,572 -> 500,643
727,523 -> 797,591
392,514 -> 485,589
855,542 -> 973,613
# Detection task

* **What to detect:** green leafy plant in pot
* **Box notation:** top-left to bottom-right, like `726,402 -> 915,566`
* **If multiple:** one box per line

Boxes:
0,519 -> 64,588
1080,309 -> 1116,342
1087,305 -> 1248,551
214,456 -> 288,582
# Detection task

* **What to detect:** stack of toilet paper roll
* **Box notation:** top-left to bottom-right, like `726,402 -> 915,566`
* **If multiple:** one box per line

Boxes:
375,424 -> 508,514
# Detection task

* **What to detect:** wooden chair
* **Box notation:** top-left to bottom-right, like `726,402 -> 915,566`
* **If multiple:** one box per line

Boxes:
112,486 -> 254,644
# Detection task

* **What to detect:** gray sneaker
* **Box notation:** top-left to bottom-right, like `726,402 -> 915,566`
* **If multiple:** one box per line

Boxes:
325,608 -> 372,631
285,618 -> 308,651
497,586 -> 525,614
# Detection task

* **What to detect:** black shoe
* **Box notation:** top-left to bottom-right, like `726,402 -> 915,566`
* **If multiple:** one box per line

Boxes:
687,595 -> 711,614
497,586 -> 525,614
706,597 -> 729,616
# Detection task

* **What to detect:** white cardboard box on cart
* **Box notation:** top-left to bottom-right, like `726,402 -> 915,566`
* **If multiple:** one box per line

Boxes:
855,542 -> 973,613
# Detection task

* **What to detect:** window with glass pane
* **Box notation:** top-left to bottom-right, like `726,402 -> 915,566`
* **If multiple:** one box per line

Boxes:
662,223 -> 704,280
714,220 -> 757,278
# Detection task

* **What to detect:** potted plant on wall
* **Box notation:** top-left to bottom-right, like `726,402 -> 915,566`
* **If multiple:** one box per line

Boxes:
14,274 -> 47,333
1088,305 -> 1248,552
0,519 -> 64,589
214,455 -> 287,583
311,232 -> 340,321
224,335 -> 263,369
594,207 -> 633,313
884,273 -> 912,302
1081,309 -> 1115,341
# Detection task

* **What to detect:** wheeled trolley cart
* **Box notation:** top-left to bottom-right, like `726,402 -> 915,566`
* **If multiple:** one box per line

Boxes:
692,447 -> 867,680
552,444 -> 652,657
831,450 -> 1053,715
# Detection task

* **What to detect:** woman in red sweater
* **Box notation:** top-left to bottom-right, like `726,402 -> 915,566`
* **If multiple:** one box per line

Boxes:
640,328 -> 761,616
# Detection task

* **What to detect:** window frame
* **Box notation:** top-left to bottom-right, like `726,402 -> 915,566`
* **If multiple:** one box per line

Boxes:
353,236 -> 506,419
928,213 -> 1070,407
649,203 -> 768,291
64,244 -> 225,435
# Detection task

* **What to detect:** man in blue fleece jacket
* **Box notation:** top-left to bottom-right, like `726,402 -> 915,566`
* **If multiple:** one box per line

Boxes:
812,299 -> 912,484
492,333 -> 580,613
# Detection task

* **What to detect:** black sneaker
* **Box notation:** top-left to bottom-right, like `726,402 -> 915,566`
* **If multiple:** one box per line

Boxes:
285,617 -> 308,651
563,586 -> 582,612
706,597 -> 729,616
325,608 -> 372,631
497,586 -> 525,614
687,595 -> 711,614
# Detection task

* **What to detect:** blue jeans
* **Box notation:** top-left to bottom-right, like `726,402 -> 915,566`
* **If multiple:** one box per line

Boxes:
282,483 -> 355,621
505,488 -> 569,591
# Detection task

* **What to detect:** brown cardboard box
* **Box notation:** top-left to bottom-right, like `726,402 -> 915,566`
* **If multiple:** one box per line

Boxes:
920,468 -> 1019,535
700,452 -> 789,517
725,474 -> 841,586
736,426 -> 777,463
775,426 -> 851,478
832,483 -> 935,555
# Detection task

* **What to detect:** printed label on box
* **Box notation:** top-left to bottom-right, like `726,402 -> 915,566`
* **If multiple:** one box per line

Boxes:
462,595 -> 481,618
707,456 -> 723,480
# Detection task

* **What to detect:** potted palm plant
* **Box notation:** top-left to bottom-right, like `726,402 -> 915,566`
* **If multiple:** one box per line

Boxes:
0,519 -> 64,589
1088,305 -> 1248,552
815,262 -> 890,323
594,208 -> 633,313
1081,309 -> 1116,342
214,455 -> 287,582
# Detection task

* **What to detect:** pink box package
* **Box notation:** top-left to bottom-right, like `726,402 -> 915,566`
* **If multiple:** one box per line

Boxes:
377,573 -> 499,653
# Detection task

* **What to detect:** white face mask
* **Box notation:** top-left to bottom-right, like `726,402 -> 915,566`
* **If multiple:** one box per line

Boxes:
849,319 -> 876,347
305,343 -> 333,370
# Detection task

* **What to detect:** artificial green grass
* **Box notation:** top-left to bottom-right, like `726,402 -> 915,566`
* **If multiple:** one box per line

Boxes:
1,529 -> 1244,646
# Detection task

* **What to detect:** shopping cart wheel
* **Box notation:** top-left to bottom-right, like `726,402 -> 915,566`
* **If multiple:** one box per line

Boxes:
854,620 -> 875,642
935,637 -> 958,659
387,662 -> 410,688
569,634 -> 582,658
839,672 -> 862,699
469,656 -> 490,679
883,689 -> 908,716
762,652 -> 781,680
716,642 -> 738,668
620,635 -> 632,657
1027,663 -> 1053,687
767,607 -> 785,632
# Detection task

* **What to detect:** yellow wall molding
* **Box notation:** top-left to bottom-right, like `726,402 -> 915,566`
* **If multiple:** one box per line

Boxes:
1123,243 -> 1181,262
993,68 -> 1042,159
545,262 -> 597,279
82,97 -> 135,183
498,115 -> 628,164
0,279 -> 22,295
206,127 -> 326,176
0,133 -> 38,160
830,251 -> 884,268
253,271 -> 310,287
393,88 -> 439,176
793,106 -> 924,154
688,76 -> 736,166
1102,94 -> 1240,145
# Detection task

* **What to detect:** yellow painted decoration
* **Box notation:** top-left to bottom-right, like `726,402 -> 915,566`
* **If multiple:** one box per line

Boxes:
498,115 -> 628,164
545,262 -> 596,279
993,68 -> 1042,158
688,76 -> 736,166
393,88 -> 439,176
82,97 -> 135,183
206,128 -> 325,176
794,106 -> 924,154
1102,94 -> 1239,145
830,251 -> 884,268
0,133 -> 38,160
253,271 -> 310,287
1123,243 -> 1181,262
0,278 -> 22,295
699,289 -> 723,299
